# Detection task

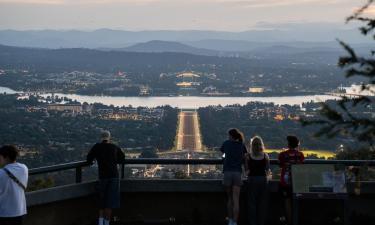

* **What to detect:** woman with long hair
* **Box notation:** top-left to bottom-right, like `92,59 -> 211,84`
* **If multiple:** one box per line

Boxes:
245,136 -> 271,225
220,128 -> 247,225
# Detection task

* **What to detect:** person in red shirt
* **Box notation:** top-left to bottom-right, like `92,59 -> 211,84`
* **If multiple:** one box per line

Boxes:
278,135 -> 304,225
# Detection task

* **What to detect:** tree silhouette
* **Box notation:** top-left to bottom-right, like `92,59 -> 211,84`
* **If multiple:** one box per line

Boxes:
302,0 -> 375,159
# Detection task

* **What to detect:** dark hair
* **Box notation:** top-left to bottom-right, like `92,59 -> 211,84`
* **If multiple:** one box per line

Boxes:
228,128 -> 244,143
287,136 -> 300,149
0,145 -> 19,162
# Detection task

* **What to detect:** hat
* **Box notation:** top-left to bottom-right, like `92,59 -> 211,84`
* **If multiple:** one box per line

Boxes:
101,130 -> 111,141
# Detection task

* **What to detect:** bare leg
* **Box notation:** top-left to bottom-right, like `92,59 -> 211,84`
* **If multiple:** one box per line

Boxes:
104,208 -> 112,221
98,210 -> 104,225
226,186 -> 234,221
232,185 -> 241,223
285,198 -> 292,225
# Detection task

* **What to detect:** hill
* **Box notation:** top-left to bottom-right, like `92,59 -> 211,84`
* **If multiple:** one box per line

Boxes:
120,40 -> 219,56
0,44 -> 251,73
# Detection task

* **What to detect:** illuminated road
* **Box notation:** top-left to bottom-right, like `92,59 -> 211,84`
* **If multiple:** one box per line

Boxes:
176,110 -> 202,151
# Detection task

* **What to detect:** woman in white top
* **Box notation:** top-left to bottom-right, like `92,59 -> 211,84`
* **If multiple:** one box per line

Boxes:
0,145 -> 28,225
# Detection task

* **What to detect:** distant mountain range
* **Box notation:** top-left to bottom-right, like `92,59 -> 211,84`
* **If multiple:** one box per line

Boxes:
117,40 -> 219,56
115,40 -> 371,60
0,43 -> 350,73
0,44 -> 252,73
0,28 -> 370,50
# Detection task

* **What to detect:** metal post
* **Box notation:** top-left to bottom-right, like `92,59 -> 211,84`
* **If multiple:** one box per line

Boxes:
121,164 -> 125,179
75,167 -> 82,183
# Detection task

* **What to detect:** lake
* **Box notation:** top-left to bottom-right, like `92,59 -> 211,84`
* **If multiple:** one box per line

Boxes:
0,86 -> 338,108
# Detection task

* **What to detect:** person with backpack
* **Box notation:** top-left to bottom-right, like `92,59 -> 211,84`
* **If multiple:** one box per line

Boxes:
87,131 -> 125,225
278,136 -> 305,225
0,145 -> 28,225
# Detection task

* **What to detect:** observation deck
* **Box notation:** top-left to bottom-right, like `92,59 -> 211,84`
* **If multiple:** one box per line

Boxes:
25,159 -> 375,225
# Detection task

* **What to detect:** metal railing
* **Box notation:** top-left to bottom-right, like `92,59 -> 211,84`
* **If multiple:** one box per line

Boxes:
28,159 -> 375,184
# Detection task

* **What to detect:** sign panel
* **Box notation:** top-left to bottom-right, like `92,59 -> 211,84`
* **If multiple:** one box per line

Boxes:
292,164 -> 347,194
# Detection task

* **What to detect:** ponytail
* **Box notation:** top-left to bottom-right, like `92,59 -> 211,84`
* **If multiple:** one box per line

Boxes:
228,128 -> 244,143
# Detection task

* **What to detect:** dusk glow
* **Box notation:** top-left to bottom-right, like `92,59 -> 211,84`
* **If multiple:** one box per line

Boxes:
0,0 -> 365,30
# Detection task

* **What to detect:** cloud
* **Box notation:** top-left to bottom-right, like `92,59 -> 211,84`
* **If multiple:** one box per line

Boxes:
0,0 -> 62,4
224,0 -> 344,8
363,5 -> 375,15
0,0 -> 160,4
0,0 -> 344,5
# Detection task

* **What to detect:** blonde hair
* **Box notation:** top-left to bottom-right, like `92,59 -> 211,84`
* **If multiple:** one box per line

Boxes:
250,136 -> 265,156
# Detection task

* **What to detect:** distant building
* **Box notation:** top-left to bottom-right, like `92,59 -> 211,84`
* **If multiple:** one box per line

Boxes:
176,82 -> 193,87
176,72 -> 200,78
82,103 -> 93,113
248,87 -> 265,93
139,85 -> 151,96
176,72 -> 201,87
47,104 -> 82,113
176,72 -> 201,96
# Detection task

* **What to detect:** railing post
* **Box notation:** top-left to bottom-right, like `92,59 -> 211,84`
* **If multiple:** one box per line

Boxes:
75,166 -> 82,183
121,163 -> 125,179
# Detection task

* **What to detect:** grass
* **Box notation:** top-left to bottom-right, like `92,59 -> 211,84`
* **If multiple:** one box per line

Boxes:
266,149 -> 336,159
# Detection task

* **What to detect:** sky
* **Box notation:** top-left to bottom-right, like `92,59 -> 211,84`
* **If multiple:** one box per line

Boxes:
0,0 -> 373,31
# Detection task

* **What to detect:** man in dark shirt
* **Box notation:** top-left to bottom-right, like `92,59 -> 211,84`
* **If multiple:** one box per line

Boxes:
87,130 -> 125,225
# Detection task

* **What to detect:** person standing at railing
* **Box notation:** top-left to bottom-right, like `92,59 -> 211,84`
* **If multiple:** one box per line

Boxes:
87,130 -> 125,225
221,128 -> 247,225
0,145 -> 28,225
278,135 -> 304,225
245,136 -> 271,225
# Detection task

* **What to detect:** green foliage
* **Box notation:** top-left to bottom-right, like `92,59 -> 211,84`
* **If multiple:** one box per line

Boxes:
0,95 -> 178,167
174,170 -> 189,179
199,103 -> 344,151
27,176 -> 54,192
336,147 -> 375,160
302,1 -> 375,158
139,149 -> 159,158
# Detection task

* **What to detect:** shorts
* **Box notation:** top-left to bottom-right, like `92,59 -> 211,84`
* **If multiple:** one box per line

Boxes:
279,185 -> 292,198
97,178 -> 121,209
223,172 -> 242,187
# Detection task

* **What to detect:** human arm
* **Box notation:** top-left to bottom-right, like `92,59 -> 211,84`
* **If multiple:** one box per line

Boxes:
300,152 -> 305,163
86,145 -> 97,165
244,153 -> 250,176
0,170 -> 5,195
278,152 -> 284,168
220,142 -> 225,153
117,147 -> 126,164
265,153 -> 271,176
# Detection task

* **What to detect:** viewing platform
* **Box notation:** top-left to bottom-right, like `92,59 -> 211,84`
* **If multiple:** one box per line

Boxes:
25,159 -> 375,225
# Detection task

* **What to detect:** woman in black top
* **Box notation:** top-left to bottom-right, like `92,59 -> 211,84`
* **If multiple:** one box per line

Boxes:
245,136 -> 271,225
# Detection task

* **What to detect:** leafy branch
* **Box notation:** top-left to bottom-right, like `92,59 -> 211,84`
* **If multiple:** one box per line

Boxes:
302,0 -> 375,153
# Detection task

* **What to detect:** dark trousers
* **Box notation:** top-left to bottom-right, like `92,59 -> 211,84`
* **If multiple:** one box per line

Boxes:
247,176 -> 269,225
0,216 -> 24,225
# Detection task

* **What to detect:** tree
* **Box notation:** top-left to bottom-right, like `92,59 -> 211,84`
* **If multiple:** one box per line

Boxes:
302,0 -> 375,159
139,149 -> 159,158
